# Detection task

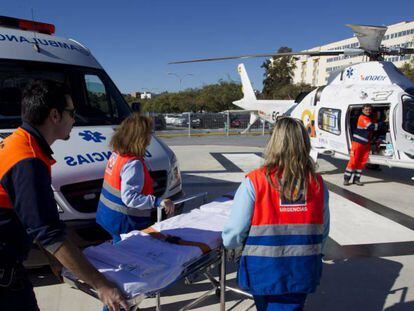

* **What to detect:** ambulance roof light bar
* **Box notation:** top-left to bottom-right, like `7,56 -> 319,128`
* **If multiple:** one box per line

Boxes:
0,16 -> 55,35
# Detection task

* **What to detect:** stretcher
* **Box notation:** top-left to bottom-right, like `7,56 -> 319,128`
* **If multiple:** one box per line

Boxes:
63,193 -> 251,310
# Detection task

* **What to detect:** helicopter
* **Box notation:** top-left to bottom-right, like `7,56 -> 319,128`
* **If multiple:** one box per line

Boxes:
170,24 -> 414,170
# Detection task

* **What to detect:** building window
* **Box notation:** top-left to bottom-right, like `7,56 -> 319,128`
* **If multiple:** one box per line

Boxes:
318,108 -> 341,135
301,62 -> 307,83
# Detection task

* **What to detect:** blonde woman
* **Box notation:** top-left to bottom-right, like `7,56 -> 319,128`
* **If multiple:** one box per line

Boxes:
96,113 -> 174,243
222,117 -> 329,311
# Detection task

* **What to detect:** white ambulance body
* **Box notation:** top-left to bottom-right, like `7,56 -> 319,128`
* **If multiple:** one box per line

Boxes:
0,17 -> 182,242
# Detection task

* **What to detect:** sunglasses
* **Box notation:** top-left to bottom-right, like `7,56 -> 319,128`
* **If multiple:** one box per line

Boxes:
63,108 -> 76,118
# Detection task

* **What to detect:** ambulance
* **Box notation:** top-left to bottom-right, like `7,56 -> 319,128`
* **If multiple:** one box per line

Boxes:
0,16 -> 182,244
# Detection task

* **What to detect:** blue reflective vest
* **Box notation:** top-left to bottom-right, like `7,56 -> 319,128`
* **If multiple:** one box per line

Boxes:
238,168 -> 325,295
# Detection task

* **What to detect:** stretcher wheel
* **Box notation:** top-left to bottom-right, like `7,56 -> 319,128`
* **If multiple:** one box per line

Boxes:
215,288 -> 221,297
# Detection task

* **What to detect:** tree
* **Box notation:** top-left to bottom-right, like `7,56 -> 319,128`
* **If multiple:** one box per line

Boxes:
134,81 -> 242,113
261,47 -> 314,100
196,81 -> 242,112
262,47 -> 296,98
400,57 -> 414,83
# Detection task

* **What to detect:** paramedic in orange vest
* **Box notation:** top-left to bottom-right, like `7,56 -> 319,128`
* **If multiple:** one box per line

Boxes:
222,117 -> 330,311
344,104 -> 382,186
0,81 -> 127,311
96,114 -> 174,243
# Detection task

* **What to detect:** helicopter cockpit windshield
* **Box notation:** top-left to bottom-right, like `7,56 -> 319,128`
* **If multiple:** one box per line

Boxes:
402,96 -> 414,135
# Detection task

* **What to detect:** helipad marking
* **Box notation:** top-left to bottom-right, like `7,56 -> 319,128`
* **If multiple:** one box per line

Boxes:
222,153 -> 263,172
329,191 -> 414,245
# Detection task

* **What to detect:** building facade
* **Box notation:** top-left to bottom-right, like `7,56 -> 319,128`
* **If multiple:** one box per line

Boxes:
292,21 -> 414,86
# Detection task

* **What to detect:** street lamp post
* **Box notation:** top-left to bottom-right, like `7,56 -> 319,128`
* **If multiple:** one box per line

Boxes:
167,72 -> 194,91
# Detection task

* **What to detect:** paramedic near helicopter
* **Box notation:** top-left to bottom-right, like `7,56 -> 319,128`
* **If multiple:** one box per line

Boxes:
222,117 -> 329,311
0,81 -> 127,311
96,113 -> 175,243
344,104 -> 386,186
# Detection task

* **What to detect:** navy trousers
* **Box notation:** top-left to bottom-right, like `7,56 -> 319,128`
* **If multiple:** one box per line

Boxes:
0,264 -> 39,311
253,293 -> 307,311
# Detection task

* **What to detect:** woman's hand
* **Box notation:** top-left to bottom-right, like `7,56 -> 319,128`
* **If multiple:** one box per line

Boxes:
160,199 -> 175,215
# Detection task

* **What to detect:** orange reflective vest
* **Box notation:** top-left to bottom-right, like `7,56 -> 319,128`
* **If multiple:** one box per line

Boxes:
353,114 -> 378,144
0,127 -> 55,209
238,167 -> 324,295
96,152 -> 154,238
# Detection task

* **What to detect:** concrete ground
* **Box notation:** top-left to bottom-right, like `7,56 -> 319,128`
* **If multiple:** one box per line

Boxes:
33,135 -> 414,310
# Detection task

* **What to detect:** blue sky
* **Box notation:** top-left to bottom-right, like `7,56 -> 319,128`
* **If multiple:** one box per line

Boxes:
2,0 -> 413,93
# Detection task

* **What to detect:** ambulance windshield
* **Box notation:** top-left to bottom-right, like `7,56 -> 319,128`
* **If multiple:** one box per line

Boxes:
402,96 -> 414,135
0,61 -> 131,129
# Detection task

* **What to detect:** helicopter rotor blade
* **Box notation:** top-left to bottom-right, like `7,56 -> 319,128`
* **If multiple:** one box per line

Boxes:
170,24 -> 395,65
169,50 -> 346,64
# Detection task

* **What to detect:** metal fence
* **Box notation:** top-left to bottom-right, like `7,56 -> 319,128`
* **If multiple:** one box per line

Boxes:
146,112 -> 272,137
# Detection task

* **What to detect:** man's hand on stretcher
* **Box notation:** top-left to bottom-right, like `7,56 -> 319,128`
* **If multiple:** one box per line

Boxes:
51,239 -> 129,311
95,277 -> 129,311
160,198 -> 175,215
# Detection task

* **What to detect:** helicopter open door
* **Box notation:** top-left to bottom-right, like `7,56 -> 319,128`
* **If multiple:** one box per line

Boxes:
347,104 -> 392,158
393,95 -> 414,159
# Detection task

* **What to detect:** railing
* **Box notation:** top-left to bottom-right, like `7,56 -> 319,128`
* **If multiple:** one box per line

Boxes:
147,112 -> 272,137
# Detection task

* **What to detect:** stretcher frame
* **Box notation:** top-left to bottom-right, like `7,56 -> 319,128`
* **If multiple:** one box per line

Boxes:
62,192 -> 251,310
63,247 -> 225,311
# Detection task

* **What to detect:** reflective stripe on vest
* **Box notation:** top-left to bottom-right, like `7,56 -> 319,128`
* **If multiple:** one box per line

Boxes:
98,152 -> 154,217
243,244 -> 322,258
248,224 -> 324,236
100,181 -> 151,217
0,128 -> 55,209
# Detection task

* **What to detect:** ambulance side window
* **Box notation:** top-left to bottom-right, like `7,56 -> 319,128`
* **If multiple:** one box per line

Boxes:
318,108 -> 341,135
83,74 -> 118,120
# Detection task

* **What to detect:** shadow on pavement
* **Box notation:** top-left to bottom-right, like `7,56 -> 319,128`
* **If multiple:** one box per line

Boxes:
140,256 -> 407,311
307,257 -> 404,311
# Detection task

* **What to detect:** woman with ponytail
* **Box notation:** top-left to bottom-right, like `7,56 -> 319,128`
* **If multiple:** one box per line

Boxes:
222,117 -> 330,311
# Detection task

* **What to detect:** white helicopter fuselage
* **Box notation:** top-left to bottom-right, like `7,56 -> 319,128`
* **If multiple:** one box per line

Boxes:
235,61 -> 414,169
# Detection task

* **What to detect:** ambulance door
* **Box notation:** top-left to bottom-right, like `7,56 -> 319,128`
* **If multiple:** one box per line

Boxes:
393,95 -> 414,158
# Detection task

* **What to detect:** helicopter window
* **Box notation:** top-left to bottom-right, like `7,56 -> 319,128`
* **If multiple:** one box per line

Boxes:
318,108 -> 341,135
402,97 -> 414,135
313,86 -> 326,106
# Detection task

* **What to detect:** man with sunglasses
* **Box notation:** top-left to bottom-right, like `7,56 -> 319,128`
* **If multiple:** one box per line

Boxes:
0,81 -> 128,311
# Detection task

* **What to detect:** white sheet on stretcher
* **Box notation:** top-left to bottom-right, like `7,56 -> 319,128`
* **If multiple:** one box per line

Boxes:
78,197 -> 232,297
